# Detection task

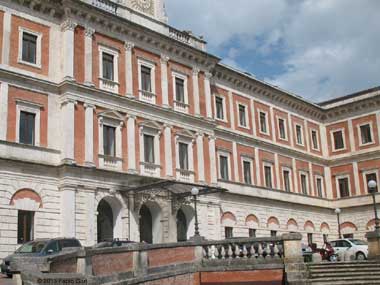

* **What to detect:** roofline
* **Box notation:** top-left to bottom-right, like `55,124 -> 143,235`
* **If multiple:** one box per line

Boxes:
318,86 -> 380,106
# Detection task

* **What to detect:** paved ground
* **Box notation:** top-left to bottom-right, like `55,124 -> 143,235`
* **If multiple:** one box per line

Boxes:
0,274 -> 16,285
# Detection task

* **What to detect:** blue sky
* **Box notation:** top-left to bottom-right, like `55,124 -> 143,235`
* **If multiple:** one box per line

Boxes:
165,0 -> 380,102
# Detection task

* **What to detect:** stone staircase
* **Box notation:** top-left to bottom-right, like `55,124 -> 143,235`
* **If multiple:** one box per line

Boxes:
307,261 -> 380,284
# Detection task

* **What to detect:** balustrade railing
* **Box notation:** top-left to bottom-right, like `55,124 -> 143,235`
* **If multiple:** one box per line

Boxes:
92,0 -> 118,14
202,238 -> 284,261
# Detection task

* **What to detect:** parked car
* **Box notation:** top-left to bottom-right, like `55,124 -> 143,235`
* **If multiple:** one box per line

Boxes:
330,239 -> 368,261
1,238 -> 81,277
93,238 -> 136,249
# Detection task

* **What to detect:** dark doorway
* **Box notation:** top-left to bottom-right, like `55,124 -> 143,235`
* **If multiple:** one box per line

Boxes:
139,204 -> 153,243
176,209 -> 187,242
97,199 -> 114,242
17,210 -> 34,244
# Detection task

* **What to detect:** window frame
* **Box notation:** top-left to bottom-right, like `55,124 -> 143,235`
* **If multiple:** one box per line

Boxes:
258,110 -> 269,135
310,128 -> 320,151
241,156 -> 253,185
214,95 -> 227,122
102,124 -> 116,157
263,162 -> 274,189
315,175 -> 324,198
98,45 -> 119,93
362,170 -> 379,193
15,99 -> 42,147
299,171 -> 309,195
277,116 -> 288,141
282,167 -> 292,192
295,124 -> 304,146
237,102 -> 249,128
139,125 -> 161,177
335,175 -> 351,198
218,151 -> 231,181
18,27 -> 42,68
172,71 -> 189,113
138,58 -> 156,103
331,128 -> 346,152
358,122 -> 374,146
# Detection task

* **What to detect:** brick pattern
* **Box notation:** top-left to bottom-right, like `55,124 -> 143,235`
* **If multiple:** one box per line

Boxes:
92,252 -> 133,276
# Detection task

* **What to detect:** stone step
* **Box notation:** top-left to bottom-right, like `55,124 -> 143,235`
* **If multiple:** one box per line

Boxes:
308,263 -> 380,270
311,271 -> 380,278
311,280 -> 380,285
311,275 -> 380,282
309,267 -> 380,273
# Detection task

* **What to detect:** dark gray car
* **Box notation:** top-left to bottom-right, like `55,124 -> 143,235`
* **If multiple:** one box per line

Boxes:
1,238 -> 81,277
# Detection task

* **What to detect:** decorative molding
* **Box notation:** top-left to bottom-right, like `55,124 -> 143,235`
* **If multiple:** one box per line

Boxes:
84,26 -> 95,37
61,18 -> 77,32
124,41 -> 135,51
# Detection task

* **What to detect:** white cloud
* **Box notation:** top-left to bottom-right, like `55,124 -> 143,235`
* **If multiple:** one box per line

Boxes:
165,0 -> 380,102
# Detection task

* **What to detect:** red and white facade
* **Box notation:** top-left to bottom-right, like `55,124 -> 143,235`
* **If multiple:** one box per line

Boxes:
0,0 -> 379,260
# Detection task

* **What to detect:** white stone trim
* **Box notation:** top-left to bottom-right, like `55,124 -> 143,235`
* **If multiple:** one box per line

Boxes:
232,141 -> 239,182
377,111 -> 380,144
357,121 -> 375,147
204,72 -> 213,119
270,106 -> 276,139
218,150 -> 231,181
127,115 -> 137,172
251,99 -> 257,137
16,99 -> 42,146
335,174 -> 351,198
299,171 -> 309,195
352,161 -> 361,196
308,162 -> 314,196
258,109 -> 269,135
275,153 -> 280,189
172,70 -> 189,113
160,54 -> 169,107
17,27 -> 42,69
196,133 -> 205,182
84,27 -> 95,86
1,11 -> 11,65
320,124 -> 328,157
276,115 -> 288,141
292,158 -> 299,193
214,94 -> 227,122
84,103 -> 95,166
330,128 -> 346,152
348,119 -> 355,151
324,166 -> 332,199
125,42 -> 135,97
208,136 -> 217,184
61,100 -> 76,163
13,197 -> 41,211
0,82 -> 9,140
281,166 -> 293,192
236,102 -> 249,129
175,134 -> 194,182
98,45 -> 119,93
315,175 -> 324,198
61,19 -> 77,80
164,125 -> 173,177
241,156 -> 254,184
288,113 -> 294,148
139,125 -> 161,177
138,58 -> 156,104
228,91 -> 235,129
60,186 -> 76,237
310,128 -> 320,151
295,123 -> 304,146
192,67 -> 200,116
255,148 -> 261,186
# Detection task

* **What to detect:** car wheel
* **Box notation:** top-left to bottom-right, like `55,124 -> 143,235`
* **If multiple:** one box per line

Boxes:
356,252 -> 366,261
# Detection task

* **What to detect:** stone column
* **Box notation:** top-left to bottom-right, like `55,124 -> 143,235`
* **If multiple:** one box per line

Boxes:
116,122 -> 123,158
204,72 -> 213,119
127,115 -> 137,173
196,133 -> 205,183
1,12 -> 11,65
61,19 -> 77,81
192,67 -> 201,116
160,54 -> 170,107
61,99 -> 76,163
0,82 -> 9,140
324,167 -> 332,199
208,135 -> 217,184
232,141 -> 239,182
275,153 -> 280,189
84,103 -> 95,166
84,27 -> 95,86
228,91 -> 235,129
292,158 -> 299,193
85,190 -> 96,246
282,233 -> 308,284
164,125 -> 173,177
125,42 -> 135,97
254,148 -> 261,186
60,186 -> 76,237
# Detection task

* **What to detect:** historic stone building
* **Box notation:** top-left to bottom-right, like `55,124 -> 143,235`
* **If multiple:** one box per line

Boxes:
0,0 -> 379,261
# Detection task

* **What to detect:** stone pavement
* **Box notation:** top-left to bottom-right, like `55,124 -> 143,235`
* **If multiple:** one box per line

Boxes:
0,274 -> 16,285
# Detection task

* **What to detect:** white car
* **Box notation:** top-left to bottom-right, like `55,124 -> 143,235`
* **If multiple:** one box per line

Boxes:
330,239 -> 368,261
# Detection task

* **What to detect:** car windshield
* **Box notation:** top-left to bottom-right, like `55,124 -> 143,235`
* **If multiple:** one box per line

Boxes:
349,239 -> 367,246
16,241 -> 47,253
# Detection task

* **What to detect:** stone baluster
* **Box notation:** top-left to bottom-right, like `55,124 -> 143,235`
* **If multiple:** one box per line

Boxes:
202,247 -> 207,258
274,243 -> 280,258
250,244 -> 256,258
227,245 -> 233,259
258,243 -> 264,259
220,245 -> 226,259
234,244 -> 240,259
265,243 -> 271,258
242,244 -> 248,258
214,246 -> 219,259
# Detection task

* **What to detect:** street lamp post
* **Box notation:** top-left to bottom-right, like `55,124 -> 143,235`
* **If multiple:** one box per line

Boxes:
368,180 -> 380,232
191,187 -> 200,237
335,208 -> 342,239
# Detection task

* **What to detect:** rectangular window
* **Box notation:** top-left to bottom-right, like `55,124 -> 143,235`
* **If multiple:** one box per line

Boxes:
19,111 -> 35,145
17,210 -> 34,244
278,118 -> 286,139
333,130 -> 344,150
243,160 -> 252,184
103,125 -> 116,156
307,233 -> 313,245
311,130 -> 319,150
360,124 -> 373,145
296,125 -> 303,145
366,173 -> 378,192
270,230 -> 277,237
283,169 -> 291,192
220,155 -> 229,180
259,112 -> 267,133
215,97 -> 224,120
141,66 -> 152,92
178,142 -> 189,170
343,233 -> 354,239
238,104 -> 247,127
22,32 -> 37,64
102,53 -> 114,81
144,134 -> 155,163
175,77 -> 185,103
249,228 -> 256,238
323,234 -> 328,243
338,177 -> 350,197
225,227 -> 233,239
264,165 -> 273,188
316,177 -> 323,197
301,173 -> 308,195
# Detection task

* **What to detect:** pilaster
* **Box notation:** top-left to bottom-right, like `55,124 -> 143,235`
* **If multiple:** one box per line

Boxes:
61,99 -> 77,163
125,42 -> 135,97
308,162 -> 314,196
84,27 -> 95,86
196,133 -> 205,183
292,158 -> 299,193
204,72 -> 213,119
228,90 -> 235,130
348,119 -> 355,151
352,161 -> 361,196
164,124 -> 173,177
275,153 -> 280,189
255,148 -> 261,186
84,103 -> 95,166
324,167 -> 333,199
232,141 -> 239,182
61,19 -> 77,81
160,54 -> 170,107
208,135 -> 217,184
1,12 -> 11,65
116,122 -> 124,158
0,83 -> 9,140
320,124 -> 328,157
192,67 -> 201,116
60,186 -> 76,237
127,115 -> 137,173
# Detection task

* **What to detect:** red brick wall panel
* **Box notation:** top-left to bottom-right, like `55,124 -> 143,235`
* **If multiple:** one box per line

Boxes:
92,252 -> 133,276
259,150 -> 276,188
352,114 -> 379,151
326,121 -> 351,156
74,102 -> 85,165
233,93 -> 253,135
147,247 -> 195,268
254,101 -> 273,141
201,269 -> 284,284
273,108 -> 291,146
330,164 -> 355,198
74,26 -> 85,83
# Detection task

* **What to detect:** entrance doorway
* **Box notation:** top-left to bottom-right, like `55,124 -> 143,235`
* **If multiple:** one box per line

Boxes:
139,204 -> 153,243
97,199 -> 114,242
176,209 -> 187,242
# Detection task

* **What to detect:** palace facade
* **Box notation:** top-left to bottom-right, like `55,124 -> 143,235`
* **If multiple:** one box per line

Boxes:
0,0 -> 379,261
